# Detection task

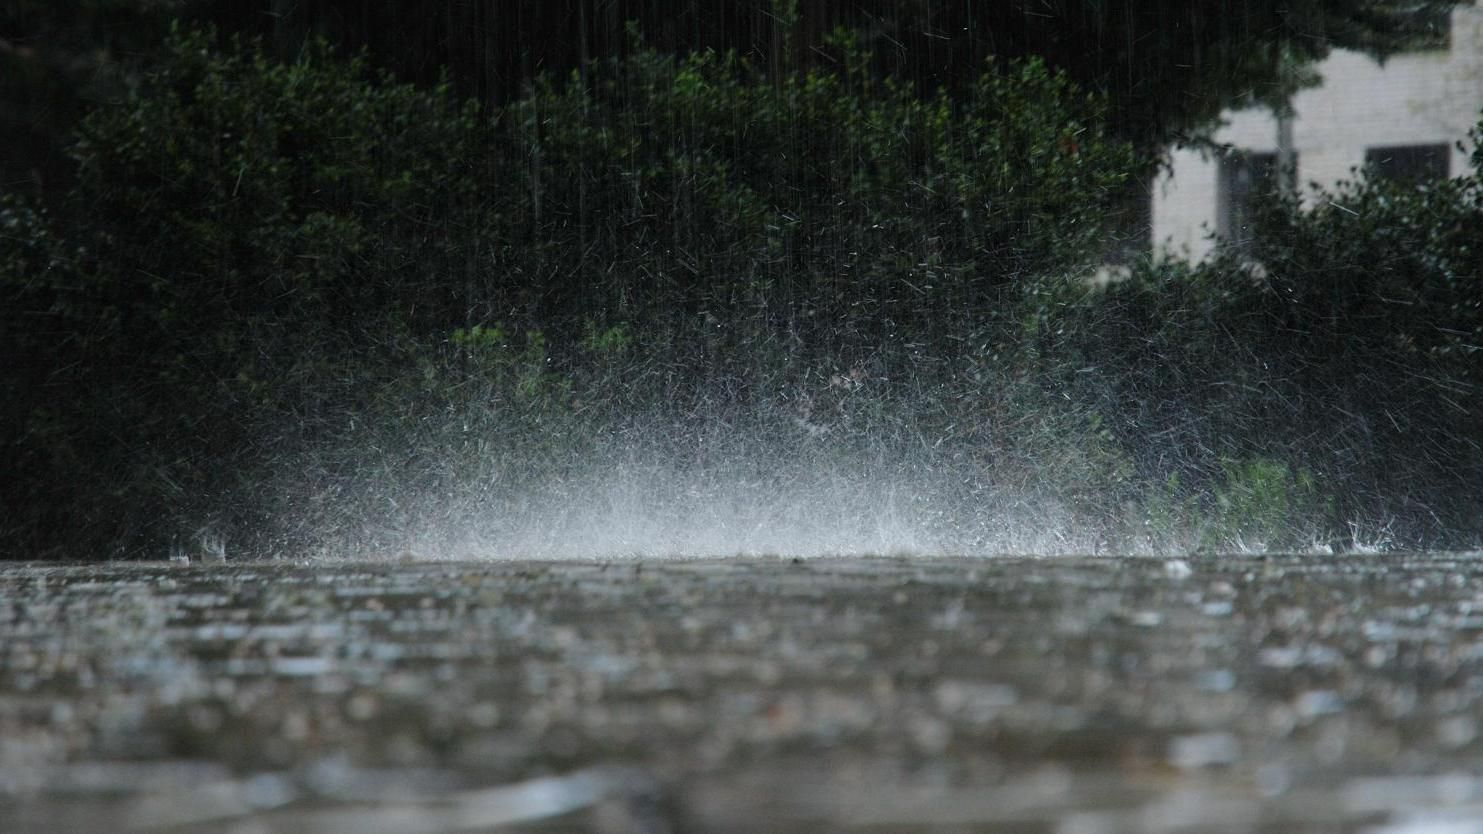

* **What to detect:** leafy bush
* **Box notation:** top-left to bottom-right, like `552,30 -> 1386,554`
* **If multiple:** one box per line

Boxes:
0,25 -> 1142,559
6,20 -> 1480,558
1230,151 -> 1483,545
1209,457 -> 1328,550
503,31 -> 1138,359
3,27 -> 495,557
1028,136 -> 1483,549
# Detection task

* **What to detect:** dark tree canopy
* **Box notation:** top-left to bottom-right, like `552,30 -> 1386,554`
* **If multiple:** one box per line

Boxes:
3,2 -> 1480,559
1,1 -> 1459,199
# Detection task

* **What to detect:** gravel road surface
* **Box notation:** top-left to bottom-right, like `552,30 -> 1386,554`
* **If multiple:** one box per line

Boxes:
3,554 -> 1483,832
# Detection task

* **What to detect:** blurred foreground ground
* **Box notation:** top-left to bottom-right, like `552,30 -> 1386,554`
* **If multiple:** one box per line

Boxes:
2,554 -> 1483,833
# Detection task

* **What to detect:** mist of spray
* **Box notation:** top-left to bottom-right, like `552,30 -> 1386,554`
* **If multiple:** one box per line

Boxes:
286,413 -> 1115,561
429,459 -> 1099,559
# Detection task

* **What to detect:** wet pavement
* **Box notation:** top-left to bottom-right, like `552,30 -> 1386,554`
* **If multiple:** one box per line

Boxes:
2,553 -> 1483,833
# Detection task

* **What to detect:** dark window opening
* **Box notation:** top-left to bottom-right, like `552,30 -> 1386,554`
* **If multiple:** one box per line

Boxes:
1365,144 -> 1450,184
1218,150 -> 1281,256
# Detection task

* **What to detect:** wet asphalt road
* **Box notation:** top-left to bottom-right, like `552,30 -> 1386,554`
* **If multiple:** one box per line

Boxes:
2,554 -> 1483,833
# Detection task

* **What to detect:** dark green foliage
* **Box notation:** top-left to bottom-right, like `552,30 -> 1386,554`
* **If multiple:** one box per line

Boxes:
3,29 -> 494,556
3,21 -> 1481,558
192,1 -> 1460,148
0,27 -> 1136,558
1235,151 -> 1483,543
1034,153 -> 1483,548
1252,151 -> 1483,370
0,0 -> 210,200
4,1 -> 1457,207
71,28 -> 488,332
504,34 -> 1136,357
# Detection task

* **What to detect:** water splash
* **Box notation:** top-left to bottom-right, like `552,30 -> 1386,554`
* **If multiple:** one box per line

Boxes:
325,451 -> 1108,561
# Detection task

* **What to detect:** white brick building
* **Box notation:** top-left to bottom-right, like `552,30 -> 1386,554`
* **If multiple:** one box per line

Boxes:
1152,3 -> 1483,262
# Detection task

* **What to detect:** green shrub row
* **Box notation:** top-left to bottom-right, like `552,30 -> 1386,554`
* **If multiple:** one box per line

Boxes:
2,26 -> 1479,558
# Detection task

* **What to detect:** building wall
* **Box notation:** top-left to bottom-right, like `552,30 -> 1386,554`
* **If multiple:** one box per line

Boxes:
1152,3 -> 1483,262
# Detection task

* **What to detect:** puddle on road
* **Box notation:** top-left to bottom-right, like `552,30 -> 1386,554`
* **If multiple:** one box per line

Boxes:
2,554 -> 1483,832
